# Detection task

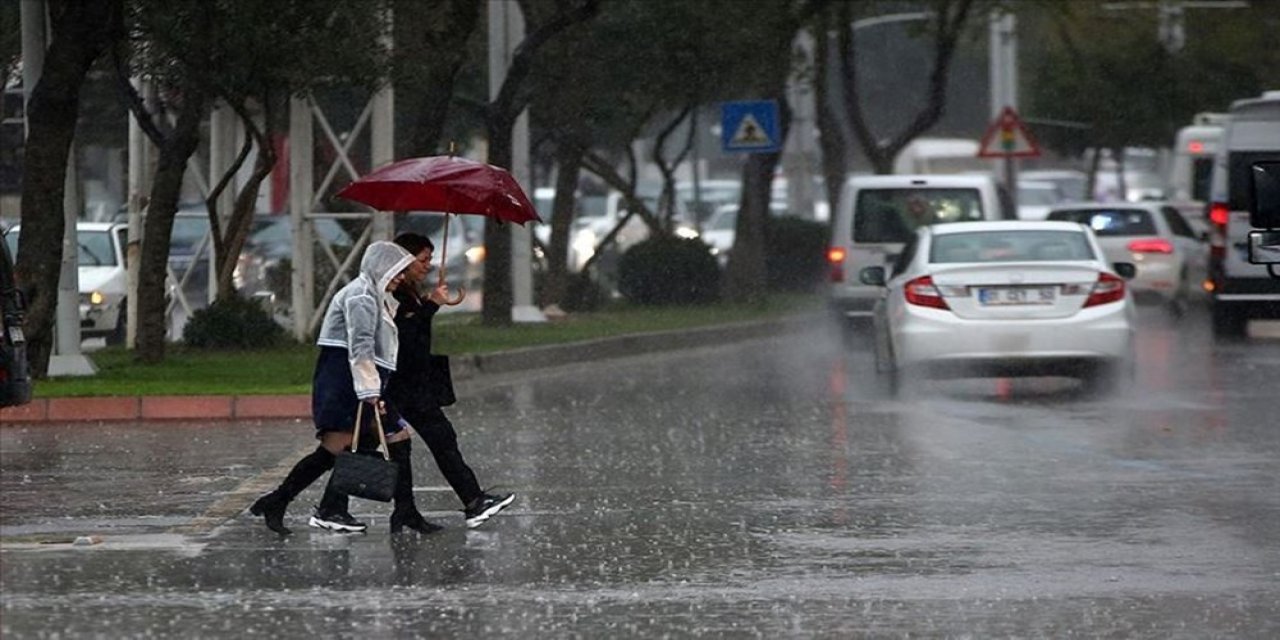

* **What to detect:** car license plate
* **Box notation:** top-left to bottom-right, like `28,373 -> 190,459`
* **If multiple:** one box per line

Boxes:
977,286 -> 1056,306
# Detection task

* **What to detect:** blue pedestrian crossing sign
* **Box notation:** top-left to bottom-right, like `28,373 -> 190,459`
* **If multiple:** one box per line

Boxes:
721,100 -> 780,153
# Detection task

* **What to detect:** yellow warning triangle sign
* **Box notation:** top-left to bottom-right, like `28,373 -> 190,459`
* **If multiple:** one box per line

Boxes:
730,113 -> 773,147
978,106 -> 1041,158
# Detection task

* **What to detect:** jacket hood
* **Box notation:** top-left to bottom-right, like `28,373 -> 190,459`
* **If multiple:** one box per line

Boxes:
361,241 -> 414,293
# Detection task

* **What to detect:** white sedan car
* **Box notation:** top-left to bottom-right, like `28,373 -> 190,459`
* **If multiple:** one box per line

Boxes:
5,222 -> 129,344
860,221 -> 1136,392
1046,202 -> 1208,312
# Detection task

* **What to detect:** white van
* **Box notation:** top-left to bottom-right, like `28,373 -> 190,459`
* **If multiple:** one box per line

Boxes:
891,137 -> 996,175
827,173 -> 1014,321
1169,112 -> 1228,203
1206,90 -> 1280,336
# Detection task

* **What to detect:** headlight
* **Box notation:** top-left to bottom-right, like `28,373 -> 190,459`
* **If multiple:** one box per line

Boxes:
675,226 -> 700,240
465,245 -> 486,264
89,290 -> 106,306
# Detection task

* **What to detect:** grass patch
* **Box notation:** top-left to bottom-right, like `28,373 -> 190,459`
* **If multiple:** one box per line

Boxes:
34,294 -> 820,398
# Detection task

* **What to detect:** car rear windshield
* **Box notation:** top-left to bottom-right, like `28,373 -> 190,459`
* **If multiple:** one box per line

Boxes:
930,230 -> 1096,263
1046,208 -> 1156,236
853,188 -> 985,243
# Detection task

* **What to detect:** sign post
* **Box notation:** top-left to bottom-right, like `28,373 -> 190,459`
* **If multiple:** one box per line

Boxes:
978,106 -> 1040,215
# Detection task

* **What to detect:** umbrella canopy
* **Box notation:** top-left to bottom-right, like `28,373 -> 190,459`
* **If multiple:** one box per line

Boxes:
337,156 -> 540,225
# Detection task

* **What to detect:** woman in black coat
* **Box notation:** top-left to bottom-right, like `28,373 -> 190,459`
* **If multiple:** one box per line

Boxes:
386,233 -> 515,531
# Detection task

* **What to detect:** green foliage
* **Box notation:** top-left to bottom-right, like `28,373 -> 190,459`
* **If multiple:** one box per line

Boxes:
127,0 -> 389,99
182,295 -> 287,350
618,235 -> 720,306
765,217 -> 828,292
1023,1 -> 1280,155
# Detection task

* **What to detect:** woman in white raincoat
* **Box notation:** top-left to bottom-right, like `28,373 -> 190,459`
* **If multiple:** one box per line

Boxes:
250,241 -> 415,535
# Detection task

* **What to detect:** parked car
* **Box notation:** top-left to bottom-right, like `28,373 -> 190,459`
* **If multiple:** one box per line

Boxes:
677,179 -> 742,224
1205,90 -> 1280,336
701,201 -> 790,266
233,214 -> 356,296
1046,202 -> 1207,312
826,173 -> 1015,325
4,222 -> 129,344
859,220 -> 1136,393
534,185 -> 697,275
1,226 -> 32,407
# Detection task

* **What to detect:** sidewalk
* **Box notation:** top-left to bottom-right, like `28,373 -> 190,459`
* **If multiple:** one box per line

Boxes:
1,315 -> 813,424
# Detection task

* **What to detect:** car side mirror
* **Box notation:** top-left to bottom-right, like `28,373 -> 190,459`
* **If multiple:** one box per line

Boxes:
1113,262 -> 1137,279
859,265 -> 886,286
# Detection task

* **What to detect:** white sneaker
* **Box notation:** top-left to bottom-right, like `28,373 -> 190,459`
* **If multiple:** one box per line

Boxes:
308,510 -> 368,533
464,493 -> 515,528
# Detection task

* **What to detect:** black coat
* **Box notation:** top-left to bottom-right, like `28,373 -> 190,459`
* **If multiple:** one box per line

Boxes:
385,289 -> 451,410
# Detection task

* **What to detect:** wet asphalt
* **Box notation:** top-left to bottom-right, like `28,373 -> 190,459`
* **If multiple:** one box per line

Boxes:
2,303 -> 1278,638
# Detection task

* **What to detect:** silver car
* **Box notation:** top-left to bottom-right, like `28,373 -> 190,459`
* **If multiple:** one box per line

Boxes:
860,221 -> 1136,393
1046,202 -> 1208,312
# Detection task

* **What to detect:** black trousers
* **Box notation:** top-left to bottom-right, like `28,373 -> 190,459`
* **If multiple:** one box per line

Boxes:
399,404 -> 483,507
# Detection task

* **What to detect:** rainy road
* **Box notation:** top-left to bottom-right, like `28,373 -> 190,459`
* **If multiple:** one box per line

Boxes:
3,305 -> 1279,637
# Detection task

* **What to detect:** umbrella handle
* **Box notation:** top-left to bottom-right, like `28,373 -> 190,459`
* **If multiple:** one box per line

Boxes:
442,285 -> 466,306
436,212 -> 465,306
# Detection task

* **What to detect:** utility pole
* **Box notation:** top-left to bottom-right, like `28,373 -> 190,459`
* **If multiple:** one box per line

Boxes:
989,10 -> 1018,207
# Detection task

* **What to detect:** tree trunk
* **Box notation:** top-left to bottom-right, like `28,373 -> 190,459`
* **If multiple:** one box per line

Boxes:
212,121 -> 274,301
14,0 -> 121,377
482,113 -> 515,326
724,97 -> 791,305
135,89 -> 206,363
542,143 -> 583,307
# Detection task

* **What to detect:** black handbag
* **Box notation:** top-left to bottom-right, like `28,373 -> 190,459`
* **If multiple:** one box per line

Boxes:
329,403 -> 398,502
428,354 -> 456,407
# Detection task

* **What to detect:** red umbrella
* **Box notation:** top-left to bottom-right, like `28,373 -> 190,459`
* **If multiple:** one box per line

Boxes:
337,155 -> 541,304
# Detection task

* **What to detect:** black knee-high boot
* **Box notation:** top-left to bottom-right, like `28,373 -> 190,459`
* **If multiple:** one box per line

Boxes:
388,440 -> 442,534
249,446 -> 335,535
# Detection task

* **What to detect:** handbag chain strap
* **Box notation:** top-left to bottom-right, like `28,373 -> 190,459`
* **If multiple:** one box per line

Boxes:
351,401 -> 391,460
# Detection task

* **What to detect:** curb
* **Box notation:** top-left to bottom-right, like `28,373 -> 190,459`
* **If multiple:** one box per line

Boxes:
1,315 -> 815,425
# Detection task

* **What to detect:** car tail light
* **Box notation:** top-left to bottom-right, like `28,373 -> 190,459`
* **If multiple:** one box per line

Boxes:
1209,202 -> 1229,228
1127,238 -> 1173,254
904,275 -> 950,310
827,247 -> 846,283
1083,272 -> 1126,308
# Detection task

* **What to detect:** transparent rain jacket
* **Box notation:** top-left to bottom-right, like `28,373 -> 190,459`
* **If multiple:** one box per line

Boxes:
316,241 -> 415,399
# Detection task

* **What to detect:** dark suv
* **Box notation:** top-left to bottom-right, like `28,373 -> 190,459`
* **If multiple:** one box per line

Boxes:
1,226 -> 32,407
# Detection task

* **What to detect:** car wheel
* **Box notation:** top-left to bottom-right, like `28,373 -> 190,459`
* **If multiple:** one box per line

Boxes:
105,306 -> 126,346
1166,270 -> 1189,318
1210,302 -> 1247,338
873,331 -> 900,397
